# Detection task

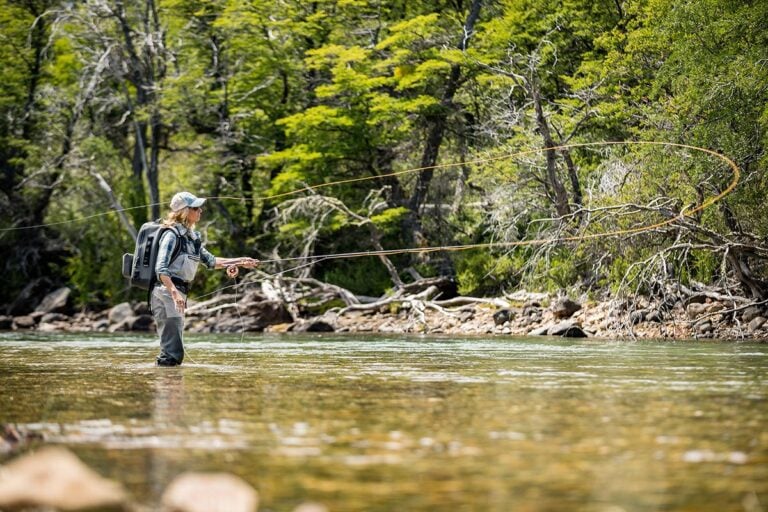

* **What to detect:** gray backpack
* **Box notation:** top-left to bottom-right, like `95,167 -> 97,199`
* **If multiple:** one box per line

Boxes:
122,222 -> 182,290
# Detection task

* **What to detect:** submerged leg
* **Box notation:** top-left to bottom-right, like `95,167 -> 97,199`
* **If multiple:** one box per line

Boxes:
152,287 -> 185,366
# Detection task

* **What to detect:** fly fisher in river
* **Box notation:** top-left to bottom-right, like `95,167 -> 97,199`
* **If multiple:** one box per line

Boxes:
152,191 -> 258,367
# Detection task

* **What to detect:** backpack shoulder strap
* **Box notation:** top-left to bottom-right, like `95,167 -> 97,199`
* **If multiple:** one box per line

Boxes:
163,226 -> 185,263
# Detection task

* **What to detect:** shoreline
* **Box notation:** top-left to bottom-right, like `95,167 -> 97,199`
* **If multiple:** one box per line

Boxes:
6,286 -> 767,342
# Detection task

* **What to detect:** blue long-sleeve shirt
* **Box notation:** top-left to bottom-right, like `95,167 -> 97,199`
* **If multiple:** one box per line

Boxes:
155,224 -> 216,279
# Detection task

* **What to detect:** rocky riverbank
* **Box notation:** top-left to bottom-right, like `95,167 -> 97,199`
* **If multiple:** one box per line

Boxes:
4,284 -> 768,341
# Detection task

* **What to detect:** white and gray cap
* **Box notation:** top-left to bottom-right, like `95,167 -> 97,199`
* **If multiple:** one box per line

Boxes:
170,191 -> 206,212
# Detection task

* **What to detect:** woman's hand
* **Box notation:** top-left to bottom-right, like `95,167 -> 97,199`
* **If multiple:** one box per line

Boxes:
238,257 -> 259,268
170,288 -> 185,313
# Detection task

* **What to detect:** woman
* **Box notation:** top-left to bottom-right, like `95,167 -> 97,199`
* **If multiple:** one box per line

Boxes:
153,191 -> 258,366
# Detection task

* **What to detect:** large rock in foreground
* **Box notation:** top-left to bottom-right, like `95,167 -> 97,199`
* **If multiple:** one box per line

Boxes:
0,446 -> 128,511
162,472 -> 259,512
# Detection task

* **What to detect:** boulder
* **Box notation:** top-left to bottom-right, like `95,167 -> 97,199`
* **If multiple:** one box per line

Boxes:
0,446 -> 127,511
492,309 -> 512,326
645,310 -> 663,323
41,312 -> 70,323
129,314 -> 154,331
686,302 -> 708,319
246,300 -> 294,328
294,503 -> 329,512
629,310 -> 647,325
0,315 -> 13,329
742,306 -> 764,323
547,321 -> 588,338
292,320 -> 335,333
748,316 -> 767,333
92,319 -> 110,331
7,277 -> 52,316
108,302 -> 135,324
108,319 -> 131,333
12,315 -> 37,329
551,298 -> 581,319
34,287 -> 72,314
527,325 -> 550,336
161,472 -> 258,512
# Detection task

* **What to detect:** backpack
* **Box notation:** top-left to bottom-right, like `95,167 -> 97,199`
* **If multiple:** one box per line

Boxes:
122,221 -> 182,290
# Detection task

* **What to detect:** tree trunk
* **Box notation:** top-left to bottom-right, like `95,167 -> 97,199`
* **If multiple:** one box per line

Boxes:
561,147 -> 583,214
726,249 -> 768,300
531,79 -> 570,218
406,0 -> 483,246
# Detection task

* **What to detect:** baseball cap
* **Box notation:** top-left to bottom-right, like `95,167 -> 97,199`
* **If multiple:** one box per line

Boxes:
170,191 -> 206,212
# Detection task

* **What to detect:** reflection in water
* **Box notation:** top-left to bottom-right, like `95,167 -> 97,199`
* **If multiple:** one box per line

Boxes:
0,332 -> 766,511
153,371 -> 186,427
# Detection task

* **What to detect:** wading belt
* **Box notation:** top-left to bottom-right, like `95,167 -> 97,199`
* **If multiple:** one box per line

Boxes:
170,277 -> 191,295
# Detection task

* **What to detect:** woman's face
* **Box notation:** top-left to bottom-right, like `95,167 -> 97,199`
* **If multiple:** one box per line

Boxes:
188,206 -> 203,224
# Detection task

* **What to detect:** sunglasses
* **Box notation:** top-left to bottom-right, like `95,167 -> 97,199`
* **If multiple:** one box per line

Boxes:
190,206 -> 203,212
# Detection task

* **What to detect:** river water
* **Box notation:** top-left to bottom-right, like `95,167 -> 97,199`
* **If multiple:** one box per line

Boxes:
1,332 -> 766,511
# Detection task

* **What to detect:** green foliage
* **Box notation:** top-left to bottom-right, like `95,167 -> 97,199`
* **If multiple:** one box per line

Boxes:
1,0 -> 766,312
320,259 -> 393,297
455,250 -> 521,296
370,207 -> 409,233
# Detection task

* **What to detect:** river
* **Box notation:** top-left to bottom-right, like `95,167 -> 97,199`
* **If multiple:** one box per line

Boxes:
1,332 -> 766,511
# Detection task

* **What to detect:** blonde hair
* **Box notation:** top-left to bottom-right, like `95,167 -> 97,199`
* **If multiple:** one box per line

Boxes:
162,208 -> 195,229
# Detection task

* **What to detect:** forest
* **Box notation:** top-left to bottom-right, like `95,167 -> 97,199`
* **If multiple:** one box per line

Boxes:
1,0 -> 766,314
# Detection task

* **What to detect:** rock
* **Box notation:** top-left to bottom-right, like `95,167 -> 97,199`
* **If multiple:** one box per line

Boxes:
742,306 -> 764,323
92,319 -> 110,331
0,446 -> 127,511
37,322 -> 63,332
493,309 -> 512,326
629,310 -> 647,325
528,325 -> 550,336
686,303 -> 708,319
108,302 -> 135,324
685,294 -> 708,305
696,321 -> 713,334
246,300 -> 294,328
645,310 -> 663,323
161,472 -> 258,512
547,322 -> 588,337
706,302 -> 725,313
551,298 -> 581,319
41,312 -> 70,323
0,315 -> 13,329
134,301 -> 151,315
12,315 -> 37,329
294,503 -> 329,512
264,323 -> 293,333
129,314 -> 154,331
522,305 -> 541,317
7,277 -> 52,315
108,319 -> 133,333
292,320 -> 335,333
34,287 -> 72,314
748,316 -> 767,333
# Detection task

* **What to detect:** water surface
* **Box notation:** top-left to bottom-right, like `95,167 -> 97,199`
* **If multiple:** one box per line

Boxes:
1,332 -> 766,511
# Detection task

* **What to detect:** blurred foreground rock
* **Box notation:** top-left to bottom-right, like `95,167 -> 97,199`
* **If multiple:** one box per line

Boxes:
0,446 -> 128,511
161,472 -> 259,512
